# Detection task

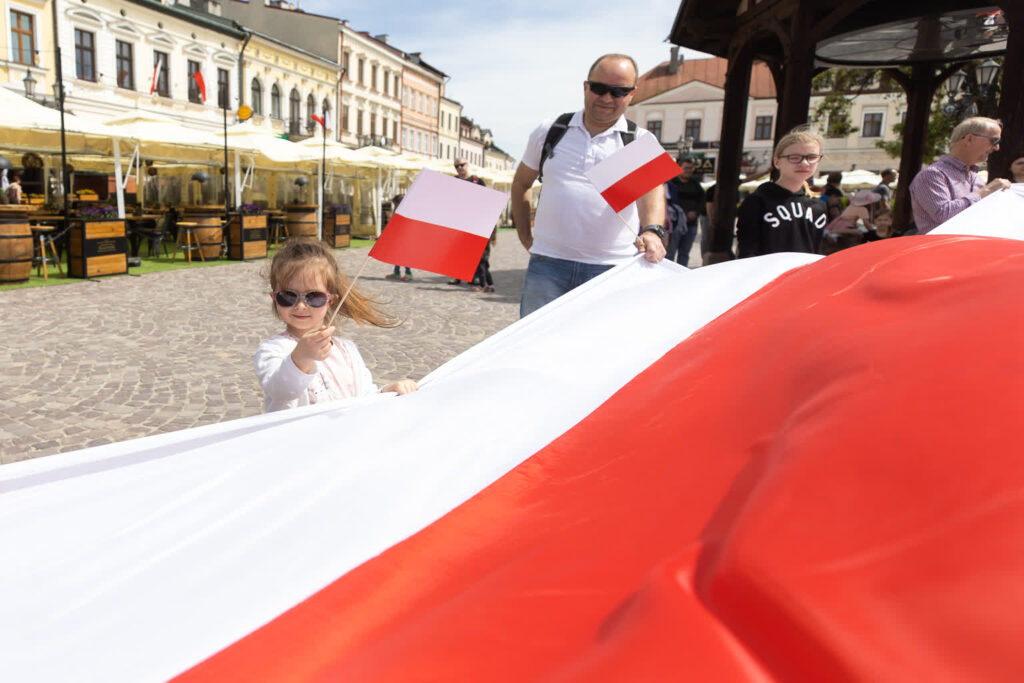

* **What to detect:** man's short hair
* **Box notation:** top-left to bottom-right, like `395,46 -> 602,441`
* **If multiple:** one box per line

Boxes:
587,54 -> 639,85
773,126 -> 825,160
677,157 -> 696,166
950,116 -> 1001,144
826,172 -> 843,185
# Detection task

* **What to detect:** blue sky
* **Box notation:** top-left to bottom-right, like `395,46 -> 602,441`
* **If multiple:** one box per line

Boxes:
300,0 -> 710,163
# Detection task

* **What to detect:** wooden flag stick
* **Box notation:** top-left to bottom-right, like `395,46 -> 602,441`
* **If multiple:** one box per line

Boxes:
324,252 -> 372,329
615,212 -> 643,250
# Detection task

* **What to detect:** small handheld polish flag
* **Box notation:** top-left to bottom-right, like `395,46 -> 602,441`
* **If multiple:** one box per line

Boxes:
370,169 -> 507,281
585,135 -> 681,213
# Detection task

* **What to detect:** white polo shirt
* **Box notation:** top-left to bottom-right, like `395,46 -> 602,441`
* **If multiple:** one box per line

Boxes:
521,110 -> 654,265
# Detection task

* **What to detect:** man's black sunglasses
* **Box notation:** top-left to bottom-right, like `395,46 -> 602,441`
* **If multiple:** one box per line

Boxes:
587,81 -> 636,98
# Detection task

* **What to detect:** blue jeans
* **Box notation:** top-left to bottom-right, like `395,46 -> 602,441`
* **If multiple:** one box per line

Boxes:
666,224 -> 697,267
520,253 -> 614,318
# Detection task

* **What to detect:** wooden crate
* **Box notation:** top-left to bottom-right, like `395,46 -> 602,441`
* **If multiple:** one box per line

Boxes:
68,219 -> 127,278
227,214 -> 268,260
285,204 -> 318,241
183,206 -> 224,260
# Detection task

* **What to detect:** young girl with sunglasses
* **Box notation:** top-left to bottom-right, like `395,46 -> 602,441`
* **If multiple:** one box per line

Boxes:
737,127 -> 830,257
254,240 -> 418,412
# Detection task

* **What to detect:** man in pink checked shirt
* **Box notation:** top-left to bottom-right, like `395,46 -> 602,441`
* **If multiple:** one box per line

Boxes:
909,117 -> 1011,233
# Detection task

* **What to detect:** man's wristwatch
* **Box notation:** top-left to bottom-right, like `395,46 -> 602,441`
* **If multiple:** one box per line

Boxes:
640,224 -> 667,241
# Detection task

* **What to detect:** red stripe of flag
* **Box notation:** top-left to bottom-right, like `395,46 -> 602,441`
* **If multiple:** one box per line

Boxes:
311,114 -> 325,129
192,71 -> 207,103
370,213 -> 490,281
600,152 -> 682,213
174,236 -> 1024,681
149,57 -> 161,95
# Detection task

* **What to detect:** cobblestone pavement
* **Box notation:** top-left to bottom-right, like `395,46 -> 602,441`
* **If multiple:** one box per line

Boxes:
0,233 -> 700,464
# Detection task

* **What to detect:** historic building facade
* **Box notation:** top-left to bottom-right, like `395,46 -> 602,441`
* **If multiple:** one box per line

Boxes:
338,24 -> 402,151
400,53 -> 444,157
628,54 -> 906,180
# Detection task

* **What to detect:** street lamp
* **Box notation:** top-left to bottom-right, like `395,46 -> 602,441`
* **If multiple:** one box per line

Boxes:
23,70 -> 36,99
943,58 -> 1002,119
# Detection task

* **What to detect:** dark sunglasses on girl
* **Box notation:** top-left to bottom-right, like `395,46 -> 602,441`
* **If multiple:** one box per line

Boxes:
586,81 -> 636,98
274,290 -> 331,308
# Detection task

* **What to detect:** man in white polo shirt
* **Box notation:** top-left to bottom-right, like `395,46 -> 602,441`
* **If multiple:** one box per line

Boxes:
511,53 -> 666,318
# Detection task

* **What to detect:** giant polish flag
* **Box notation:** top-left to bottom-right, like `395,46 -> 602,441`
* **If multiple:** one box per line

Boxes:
2,192 -> 1024,681
370,169 -> 507,281
585,133 -> 681,212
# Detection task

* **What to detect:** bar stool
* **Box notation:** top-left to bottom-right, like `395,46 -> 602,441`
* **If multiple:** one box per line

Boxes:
172,221 -> 205,264
31,225 -> 63,280
267,215 -> 288,246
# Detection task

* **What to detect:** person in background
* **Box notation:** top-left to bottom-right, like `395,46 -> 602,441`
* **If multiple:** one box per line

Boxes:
909,116 -> 1011,233
736,127 -> 829,258
874,168 -> 897,208
821,189 -> 881,255
7,172 -> 23,205
822,172 -> 845,220
449,158 -> 487,286
664,158 -> 704,267
1010,156 -> 1024,184
384,193 -> 413,281
866,206 -> 895,240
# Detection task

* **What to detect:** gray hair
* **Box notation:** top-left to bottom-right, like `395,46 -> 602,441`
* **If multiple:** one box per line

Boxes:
950,116 -> 1001,144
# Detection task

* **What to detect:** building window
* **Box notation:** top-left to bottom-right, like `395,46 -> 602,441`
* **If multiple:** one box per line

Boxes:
646,120 -> 662,141
74,29 -> 95,81
10,10 -> 35,65
357,109 -> 363,136
341,104 -> 349,132
371,65 -> 378,91
393,120 -> 398,142
153,51 -> 169,97
402,86 -> 408,107
187,60 -> 202,103
116,40 -> 134,90
342,52 -> 350,80
370,112 -> 377,136
383,70 -> 389,94
217,68 -> 229,109
306,93 -> 316,129
322,98 -> 330,129
251,78 -> 262,114
685,118 -> 701,141
289,88 -> 301,132
381,116 -> 388,139
358,58 -> 364,85
862,112 -> 884,137
271,84 -> 281,119
754,115 -> 773,140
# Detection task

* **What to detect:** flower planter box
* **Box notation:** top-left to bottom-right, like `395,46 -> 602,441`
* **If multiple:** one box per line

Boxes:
68,219 -> 127,278
227,214 -> 267,260
75,192 -> 99,202
325,211 -> 351,248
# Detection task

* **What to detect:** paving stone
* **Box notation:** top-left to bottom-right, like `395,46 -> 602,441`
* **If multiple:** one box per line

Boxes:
0,233 -> 625,462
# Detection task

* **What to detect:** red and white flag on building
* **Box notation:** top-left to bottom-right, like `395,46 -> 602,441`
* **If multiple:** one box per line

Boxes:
191,71 -> 207,103
585,134 -> 681,212
310,114 -> 325,130
149,54 -> 162,95
370,169 -> 507,281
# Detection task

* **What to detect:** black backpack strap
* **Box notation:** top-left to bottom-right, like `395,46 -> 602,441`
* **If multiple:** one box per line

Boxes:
537,112 -> 574,182
620,119 -> 637,146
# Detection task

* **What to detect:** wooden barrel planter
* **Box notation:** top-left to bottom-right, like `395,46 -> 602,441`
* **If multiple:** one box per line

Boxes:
0,209 -> 34,283
285,204 -> 319,241
227,213 -> 268,260
68,218 -> 128,278
325,210 -> 351,248
183,206 -> 224,260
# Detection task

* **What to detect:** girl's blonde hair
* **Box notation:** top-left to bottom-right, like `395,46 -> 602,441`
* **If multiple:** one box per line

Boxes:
267,240 -> 398,328
773,126 -> 825,159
